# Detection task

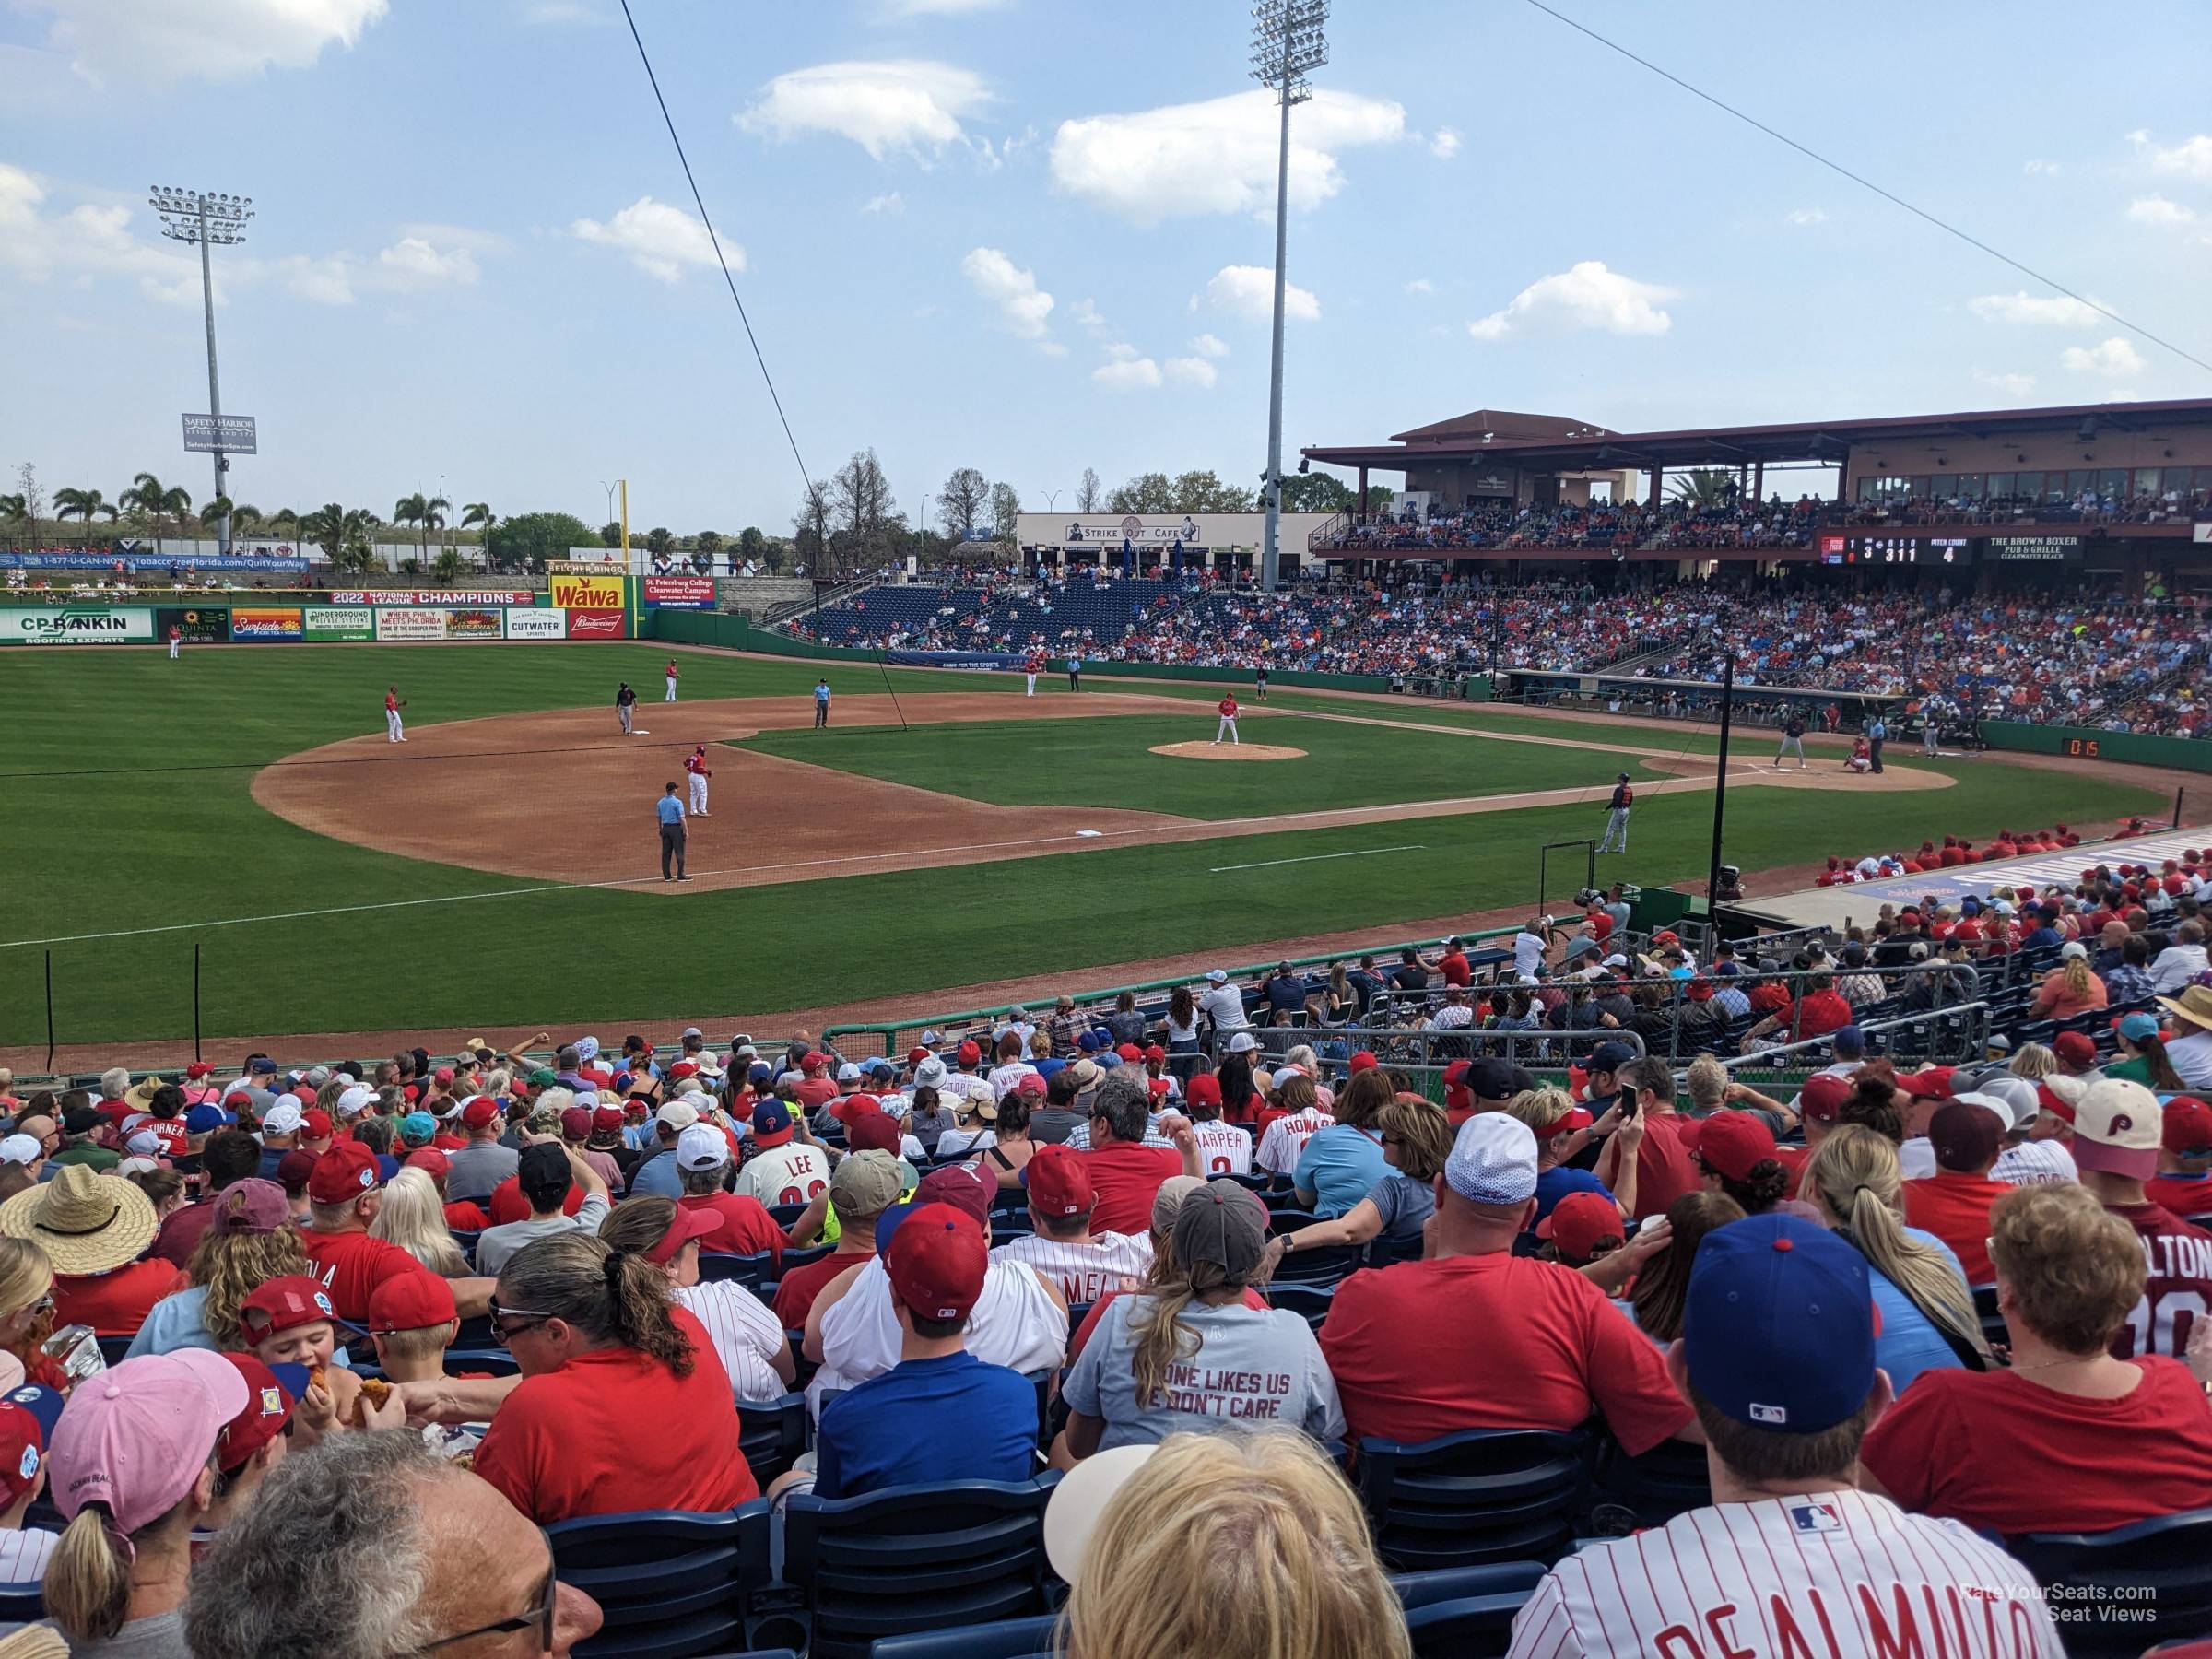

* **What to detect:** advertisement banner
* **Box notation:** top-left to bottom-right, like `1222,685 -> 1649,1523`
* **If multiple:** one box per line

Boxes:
154,606 -> 230,644
303,606 -> 374,641
565,606 -> 629,640
0,551 -> 308,574
447,607 -> 503,639
182,413 -> 257,454
884,648 -> 1021,669
6,606 -> 154,645
641,575 -> 716,609
552,552 -> 627,570
503,608 -> 568,641
230,606 -> 304,642
550,572 -> 627,608
375,607 -> 450,641
326,589 -> 535,606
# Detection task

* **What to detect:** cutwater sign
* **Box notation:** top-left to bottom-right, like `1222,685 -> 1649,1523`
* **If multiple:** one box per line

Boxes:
9,607 -> 154,644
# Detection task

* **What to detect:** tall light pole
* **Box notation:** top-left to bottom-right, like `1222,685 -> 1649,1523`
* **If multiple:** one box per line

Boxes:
150,187 -> 253,556
1250,0 -> 1326,594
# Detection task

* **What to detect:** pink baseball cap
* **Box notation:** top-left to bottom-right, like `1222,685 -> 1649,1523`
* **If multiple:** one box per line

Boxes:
48,1351 -> 247,1534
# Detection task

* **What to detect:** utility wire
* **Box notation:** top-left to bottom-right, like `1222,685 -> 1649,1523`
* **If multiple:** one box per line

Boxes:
1523,0 -> 2212,379
617,1 -> 907,728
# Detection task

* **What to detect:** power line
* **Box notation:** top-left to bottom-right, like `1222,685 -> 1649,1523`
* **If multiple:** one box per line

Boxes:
1522,0 -> 2212,380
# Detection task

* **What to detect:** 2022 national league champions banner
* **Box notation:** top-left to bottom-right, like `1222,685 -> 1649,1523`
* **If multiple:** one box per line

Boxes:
0,582 -> 634,643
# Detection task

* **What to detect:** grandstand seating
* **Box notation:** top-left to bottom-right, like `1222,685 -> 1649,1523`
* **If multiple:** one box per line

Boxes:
1354,1428 -> 1593,1570
2006,1509 -> 2212,1658
546,1501 -> 771,1659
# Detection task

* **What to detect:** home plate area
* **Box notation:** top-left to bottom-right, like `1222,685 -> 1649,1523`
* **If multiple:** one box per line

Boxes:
1149,741 -> 1309,761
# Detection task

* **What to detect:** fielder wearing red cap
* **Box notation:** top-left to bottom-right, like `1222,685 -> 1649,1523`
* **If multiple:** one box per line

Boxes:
804,1205 -> 1036,1503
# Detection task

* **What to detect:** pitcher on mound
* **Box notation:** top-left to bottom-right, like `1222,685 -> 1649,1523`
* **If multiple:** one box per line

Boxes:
1215,693 -> 1240,746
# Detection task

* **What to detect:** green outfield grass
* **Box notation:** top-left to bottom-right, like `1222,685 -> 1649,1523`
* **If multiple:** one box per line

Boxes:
734,713 -> 1662,818
0,644 -> 2167,1049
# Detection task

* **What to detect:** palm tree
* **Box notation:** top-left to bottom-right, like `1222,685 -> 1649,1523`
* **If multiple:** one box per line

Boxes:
393,492 -> 445,566
424,494 -> 449,557
1666,468 -> 1737,510
229,503 -> 262,538
460,502 -> 494,571
123,472 -> 192,536
300,502 -> 348,562
431,547 -> 465,584
54,487 -> 111,547
267,507 -> 300,550
0,494 -> 25,553
197,496 -> 232,532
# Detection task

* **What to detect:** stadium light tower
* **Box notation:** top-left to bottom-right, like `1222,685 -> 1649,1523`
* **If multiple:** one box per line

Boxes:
150,186 -> 253,556
1250,0 -> 1326,593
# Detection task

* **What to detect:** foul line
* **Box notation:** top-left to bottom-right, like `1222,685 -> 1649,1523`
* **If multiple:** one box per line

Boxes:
1209,844 -> 1426,874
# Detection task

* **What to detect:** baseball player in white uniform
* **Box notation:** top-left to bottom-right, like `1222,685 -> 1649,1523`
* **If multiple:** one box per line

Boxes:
684,746 -> 712,816
665,658 -> 680,701
1215,693 -> 1241,746
1505,1214 -> 2062,1659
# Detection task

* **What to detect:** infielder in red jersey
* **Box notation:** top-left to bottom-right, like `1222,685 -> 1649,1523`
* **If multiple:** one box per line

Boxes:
384,686 -> 407,743
683,746 -> 712,816
1024,651 -> 1043,696
1214,694 -> 1240,747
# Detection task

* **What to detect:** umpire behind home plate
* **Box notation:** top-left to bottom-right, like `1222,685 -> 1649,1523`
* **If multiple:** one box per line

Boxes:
656,782 -> 690,881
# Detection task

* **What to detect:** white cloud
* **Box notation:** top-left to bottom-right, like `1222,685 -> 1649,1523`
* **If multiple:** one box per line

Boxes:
1067,297 -> 1109,335
1093,355 -> 1162,391
2131,131 -> 2212,179
2061,337 -> 2147,377
960,246 -> 1053,340
736,60 -> 991,160
570,196 -> 726,283
1164,356 -> 1217,388
376,237 -> 479,287
1204,264 -> 1320,323
861,193 -> 906,216
1405,277 -> 1435,295
1050,88 -> 1405,224
1188,332 -> 1229,358
1971,369 -> 2038,399
1784,207 -> 1828,226
2023,159 -> 2061,176
2127,194 -> 2195,227
1967,290 -> 2104,327
1467,261 -> 1675,342
276,231 -> 484,306
14,0 -> 386,87
516,0 -> 609,22
1430,127 -> 1461,160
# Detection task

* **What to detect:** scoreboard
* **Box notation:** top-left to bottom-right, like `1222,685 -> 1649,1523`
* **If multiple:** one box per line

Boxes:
1817,535 -> 1973,566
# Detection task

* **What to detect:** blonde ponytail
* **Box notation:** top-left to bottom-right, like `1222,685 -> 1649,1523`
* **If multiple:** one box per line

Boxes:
43,1507 -> 135,1643
1806,1127 -> 1986,1362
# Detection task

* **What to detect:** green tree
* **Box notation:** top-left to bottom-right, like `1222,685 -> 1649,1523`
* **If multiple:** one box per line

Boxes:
486,511 -> 597,574
1076,466 -> 1102,512
229,503 -> 263,537
988,480 -> 1021,541
737,525 -> 765,569
196,496 -> 233,531
394,492 -> 447,566
53,487 -> 113,546
266,507 -> 300,548
431,547 -> 465,584
1667,468 -> 1736,508
1280,472 -> 1355,513
936,466 -> 989,540
599,521 -> 622,547
460,502 -> 495,549
644,526 -> 673,558
1105,471 -> 1175,512
1367,485 -> 1396,518
123,472 -> 192,535
1169,469 -> 1253,512
760,538 -> 788,574
0,493 -> 27,553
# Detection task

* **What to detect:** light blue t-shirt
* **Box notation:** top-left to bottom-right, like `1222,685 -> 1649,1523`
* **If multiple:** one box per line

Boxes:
1062,1294 -> 1345,1453
1293,1124 -> 1387,1218
126,1285 -> 351,1369
814,683 -> 830,703
656,794 -> 685,826
1866,1226 -> 1971,1396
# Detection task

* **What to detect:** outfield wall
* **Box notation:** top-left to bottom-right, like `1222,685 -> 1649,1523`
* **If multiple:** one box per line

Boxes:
0,587 -> 653,644
1978,720 -> 2212,774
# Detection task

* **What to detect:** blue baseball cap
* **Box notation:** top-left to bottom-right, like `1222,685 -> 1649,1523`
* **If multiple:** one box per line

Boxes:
748,1063 -> 773,1088
1831,1024 -> 1865,1057
874,1200 -> 921,1253
1685,1215 -> 1875,1434
0,1384 -> 65,1443
399,1111 -> 437,1144
753,1100 -> 796,1147
182,1102 -> 233,1135
2118,1011 -> 2161,1043
1077,1031 -> 1105,1053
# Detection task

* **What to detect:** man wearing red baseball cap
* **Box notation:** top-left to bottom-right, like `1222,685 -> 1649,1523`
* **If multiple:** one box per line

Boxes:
792,1053 -> 838,1113
302,1141 -> 493,1324
992,1146 -> 1153,1304
0,1384 -> 64,1579
2146,1097 -> 2212,1219
789,1205 -> 1037,1504
445,1096 -> 519,1207
1180,1074 -> 1249,1175
1536,1190 -> 1627,1270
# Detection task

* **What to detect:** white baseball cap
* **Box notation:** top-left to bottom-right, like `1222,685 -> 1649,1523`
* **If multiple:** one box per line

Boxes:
261,1098 -> 304,1136
335,1085 -> 376,1118
675,1123 -> 729,1171
0,1136 -> 40,1167
126,1129 -> 163,1157
1443,1113 -> 1537,1206
1946,1092 -> 2016,1137
2059,941 -> 2088,960
836,1062 -> 863,1083
2075,1077 -> 2160,1180
1043,1444 -> 1157,1586
656,1100 -> 700,1132
1226,1032 -> 1260,1054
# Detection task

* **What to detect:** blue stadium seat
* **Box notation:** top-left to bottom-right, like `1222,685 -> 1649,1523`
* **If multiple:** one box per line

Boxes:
736,1392 -> 808,1485
0,1584 -> 41,1625
1265,1281 -> 1335,1330
867,1616 -> 1056,1659
1594,1434 -> 1712,1528
1357,1429 -> 1591,1570
768,1202 -> 809,1230
1394,1562 -> 1549,1658
96,1334 -> 135,1367
443,1349 -> 522,1377
451,1230 -> 481,1268
782,1476 -> 1063,1659
453,1313 -> 497,1348
697,1252 -> 774,1288
547,1500 -> 771,1658
1270,1241 -> 1362,1285
2006,1507 -> 2212,1654
781,1243 -> 835,1273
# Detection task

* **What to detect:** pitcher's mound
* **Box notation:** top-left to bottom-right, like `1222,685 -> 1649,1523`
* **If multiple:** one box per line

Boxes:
1149,741 -> 1308,761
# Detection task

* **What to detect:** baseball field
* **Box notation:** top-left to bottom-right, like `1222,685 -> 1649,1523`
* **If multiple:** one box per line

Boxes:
0,640 -> 2172,1060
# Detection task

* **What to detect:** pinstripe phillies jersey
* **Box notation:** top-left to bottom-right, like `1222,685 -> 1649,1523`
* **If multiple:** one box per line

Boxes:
1255,1111 -> 1333,1174
990,1230 -> 1154,1305
1190,1120 -> 1253,1176
1505,1489 -> 2062,1658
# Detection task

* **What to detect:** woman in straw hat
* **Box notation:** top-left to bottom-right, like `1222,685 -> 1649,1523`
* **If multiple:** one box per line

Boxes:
2156,984 -> 2212,1092
0,1167 -> 182,1338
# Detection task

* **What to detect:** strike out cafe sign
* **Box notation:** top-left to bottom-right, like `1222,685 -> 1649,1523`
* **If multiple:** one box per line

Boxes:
1015,512 -> 1335,553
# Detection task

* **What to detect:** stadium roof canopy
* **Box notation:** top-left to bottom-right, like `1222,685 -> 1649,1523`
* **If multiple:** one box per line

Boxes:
1301,396 -> 2212,475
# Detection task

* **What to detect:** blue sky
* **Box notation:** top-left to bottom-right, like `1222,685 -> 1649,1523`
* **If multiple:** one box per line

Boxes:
3,0 -> 2207,532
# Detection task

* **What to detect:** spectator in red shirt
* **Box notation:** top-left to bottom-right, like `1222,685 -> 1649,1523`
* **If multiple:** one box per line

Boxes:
673,1124 -> 783,1262
1593,1056 -> 1700,1224
1863,1182 -> 2212,1535
773,1151 -> 904,1329
1900,1100 -> 2012,1285
1077,1073 -> 1201,1236
0,1165 -> 184,1336
2146,1098 -> 2212,1220
466,1232 -> 759,1523
1741,971 -> 1853,1048
300,1143 -> 492,1324
1321,1113 -> 1694,1450
791,1052 -> 839,1112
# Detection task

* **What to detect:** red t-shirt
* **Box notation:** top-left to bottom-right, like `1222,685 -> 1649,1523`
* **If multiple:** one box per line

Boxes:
1900,1170 -> 2011,1285
487,1177 -> 586,1227
1079,1143 -> 1185,1236
472,1306 -> 759,1524
53,1262 -> 190,1336
793,1079 -> 838,1110
2105,1202 -> 2212,1362
1321,1253 -> 1689,1453
1748,982 -> 1793,1016
1863,1359 -> 2212,1535
1610,1112 -> 1700,1225
677,1193 -> 783,1263
151,1199 -> 218,1270
1789,989 -> 1855,1038
2145,1173 -> 2212,1222
771,1249 -> 869,1330
432,1134 -> 469,1153
1438,952 -> 1471,987
300,1228 -> 433,1324
444,1200 -> 492,1232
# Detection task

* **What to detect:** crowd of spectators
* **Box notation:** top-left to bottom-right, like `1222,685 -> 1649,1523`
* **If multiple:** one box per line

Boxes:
0,890 -> 2207,1652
